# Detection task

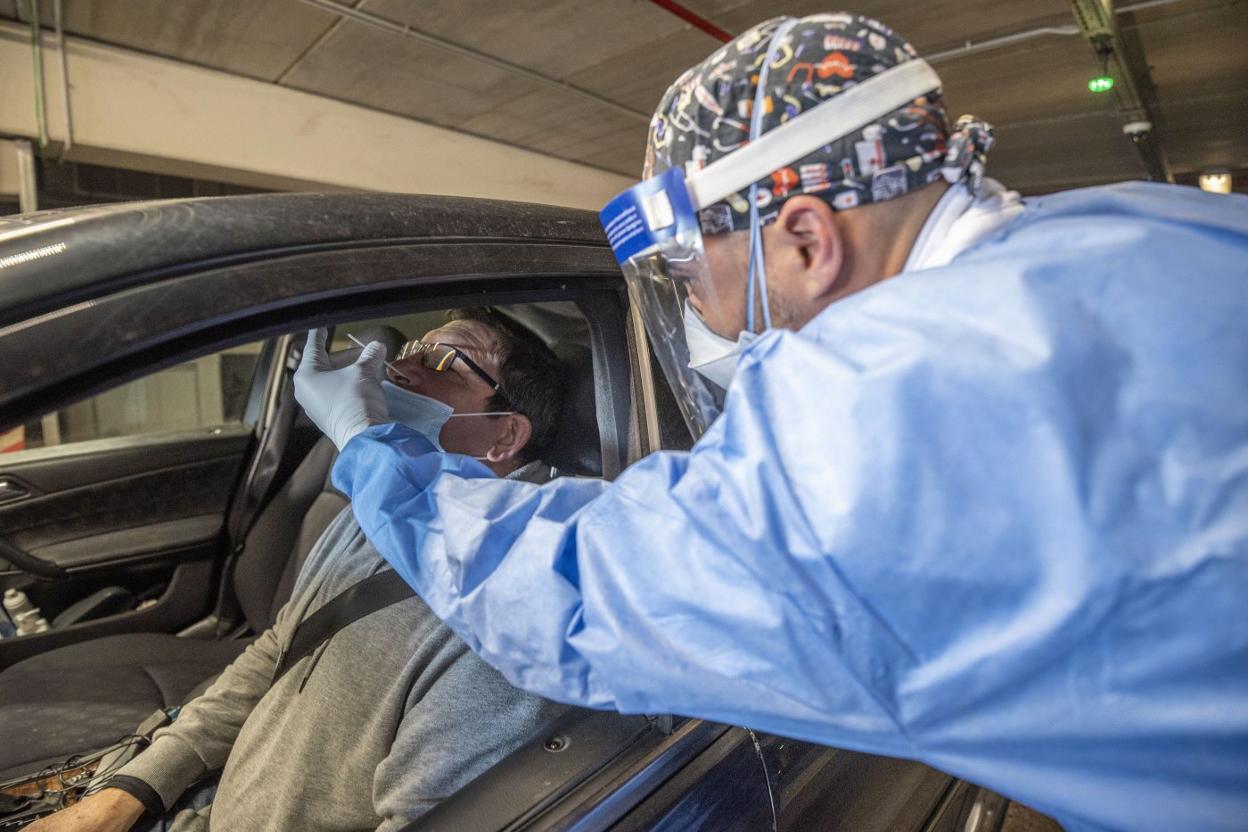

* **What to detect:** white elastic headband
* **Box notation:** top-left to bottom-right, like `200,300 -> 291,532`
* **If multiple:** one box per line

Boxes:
685,58 -> 943,211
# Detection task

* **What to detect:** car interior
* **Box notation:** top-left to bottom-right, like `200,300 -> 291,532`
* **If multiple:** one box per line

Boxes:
0,254 -> 1011,831
0,296 -> 655,815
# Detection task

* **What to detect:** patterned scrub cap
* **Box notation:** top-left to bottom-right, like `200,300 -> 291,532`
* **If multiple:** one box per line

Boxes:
643,13 -> 994,234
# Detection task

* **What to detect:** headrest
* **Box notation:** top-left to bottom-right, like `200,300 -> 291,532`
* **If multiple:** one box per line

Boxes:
543,343 -> 602,478
328,325 -> 407,370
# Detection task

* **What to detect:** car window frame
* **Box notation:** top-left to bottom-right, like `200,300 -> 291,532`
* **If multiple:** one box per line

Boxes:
0,339 -> 274,464
1,239 -> 634,478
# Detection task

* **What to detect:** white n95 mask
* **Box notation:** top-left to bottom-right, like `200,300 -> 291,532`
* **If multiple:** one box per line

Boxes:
381,381 -> 513,455
683,301 -> 757,390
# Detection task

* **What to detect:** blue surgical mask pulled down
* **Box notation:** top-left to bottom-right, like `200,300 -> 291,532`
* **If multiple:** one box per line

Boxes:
380,381 -> 512,458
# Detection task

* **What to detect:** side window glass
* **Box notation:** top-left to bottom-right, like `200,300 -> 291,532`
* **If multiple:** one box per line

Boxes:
650,349 -> 695,452
326,311 -> 446,353
1,343 -> 266,454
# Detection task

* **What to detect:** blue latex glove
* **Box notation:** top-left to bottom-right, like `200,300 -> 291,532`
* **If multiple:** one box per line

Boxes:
293,328 -> 388,450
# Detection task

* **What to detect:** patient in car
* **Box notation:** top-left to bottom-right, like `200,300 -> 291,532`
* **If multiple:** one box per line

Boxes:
25,308 -> 569,832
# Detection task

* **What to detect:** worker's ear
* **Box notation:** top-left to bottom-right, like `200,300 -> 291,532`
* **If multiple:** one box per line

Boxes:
769,195 -> 846,303
482,413 -> 533,463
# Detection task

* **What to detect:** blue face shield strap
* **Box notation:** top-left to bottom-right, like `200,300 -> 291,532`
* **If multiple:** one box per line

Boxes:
746,18 -> 800,334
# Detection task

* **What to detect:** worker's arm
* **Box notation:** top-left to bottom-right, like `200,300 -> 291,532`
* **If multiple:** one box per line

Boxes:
337,311 -> 1035,758
332,201 -> 1248,832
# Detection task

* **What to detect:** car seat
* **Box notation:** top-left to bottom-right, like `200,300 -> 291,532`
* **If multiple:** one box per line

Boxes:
0,328 -> 407,779
0,323 -> 605,779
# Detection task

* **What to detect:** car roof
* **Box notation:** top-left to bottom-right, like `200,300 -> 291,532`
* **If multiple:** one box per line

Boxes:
0,193 -> 607,329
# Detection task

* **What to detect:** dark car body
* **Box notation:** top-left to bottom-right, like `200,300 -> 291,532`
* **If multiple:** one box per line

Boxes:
0,194 -> 1012,831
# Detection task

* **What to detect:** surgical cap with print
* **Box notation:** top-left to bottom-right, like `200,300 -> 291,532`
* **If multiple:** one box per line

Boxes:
644,13 -> 994,235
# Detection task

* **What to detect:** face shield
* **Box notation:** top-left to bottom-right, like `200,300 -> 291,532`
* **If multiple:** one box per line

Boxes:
600,56 -> 943,437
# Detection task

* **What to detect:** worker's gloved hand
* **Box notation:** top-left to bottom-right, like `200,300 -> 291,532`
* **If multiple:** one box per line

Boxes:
294,328 -> 389,451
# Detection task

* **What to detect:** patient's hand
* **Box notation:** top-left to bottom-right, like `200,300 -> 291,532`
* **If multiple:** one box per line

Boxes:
21,788 -> 145,832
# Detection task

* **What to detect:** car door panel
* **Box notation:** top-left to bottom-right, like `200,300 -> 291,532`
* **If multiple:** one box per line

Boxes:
760,737 -> 951,831
0,428 -> 249,569
0,428 -> 252,668
611,728 -> 776,832
0,429 -> 251,495
26,514 -> 224,571
611,729 -> 956,832
0,558 -> 215,671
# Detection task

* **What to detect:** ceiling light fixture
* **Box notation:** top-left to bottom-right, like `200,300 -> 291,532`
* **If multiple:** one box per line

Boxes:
1088,38 -> 1116,94
1198,173 -> 1232,194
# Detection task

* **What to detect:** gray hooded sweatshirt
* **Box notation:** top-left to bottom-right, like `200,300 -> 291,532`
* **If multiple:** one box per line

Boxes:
114,462 -> 565,831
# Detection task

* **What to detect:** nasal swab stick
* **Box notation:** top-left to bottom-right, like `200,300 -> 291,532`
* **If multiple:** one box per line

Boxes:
347,333 -> 401,374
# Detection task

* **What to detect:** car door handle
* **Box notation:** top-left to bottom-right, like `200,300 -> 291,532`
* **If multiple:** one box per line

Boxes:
0,535 -> 70,580
0,478 -> 31,504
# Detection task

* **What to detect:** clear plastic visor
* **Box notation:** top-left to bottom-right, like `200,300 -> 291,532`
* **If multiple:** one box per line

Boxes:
602,59 -> 944,437
601,167 -> 730,437
624,244 -> 726,439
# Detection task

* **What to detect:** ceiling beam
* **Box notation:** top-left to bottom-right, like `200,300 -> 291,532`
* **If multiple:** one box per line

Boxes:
0,20 -> 631,209
292,0 -> 650,123
1070,0 -> 1173,182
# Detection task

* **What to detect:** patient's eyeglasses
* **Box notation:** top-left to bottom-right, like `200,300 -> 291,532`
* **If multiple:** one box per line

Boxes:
396,340 -> 510,404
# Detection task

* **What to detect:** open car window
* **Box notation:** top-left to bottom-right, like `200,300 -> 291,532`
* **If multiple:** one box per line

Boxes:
1,342 -> 265,458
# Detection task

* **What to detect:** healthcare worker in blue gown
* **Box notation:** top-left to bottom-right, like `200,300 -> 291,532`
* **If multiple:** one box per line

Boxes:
294,14 -> 1248,832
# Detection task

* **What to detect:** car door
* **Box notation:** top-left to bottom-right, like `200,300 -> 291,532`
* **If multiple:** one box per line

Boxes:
606,727 -> 1010,832
0,338 -> 279,670
0,193 -> 631,673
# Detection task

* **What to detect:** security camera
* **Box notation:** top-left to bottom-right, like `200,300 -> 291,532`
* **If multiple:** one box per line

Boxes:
1122,121 -> 1152,138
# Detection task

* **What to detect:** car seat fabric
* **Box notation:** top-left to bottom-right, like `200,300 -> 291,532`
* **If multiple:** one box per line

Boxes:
0,633 -> 250,780
262,447 -> 348,627
0,437 -> 344,778
232,438 -> 345,632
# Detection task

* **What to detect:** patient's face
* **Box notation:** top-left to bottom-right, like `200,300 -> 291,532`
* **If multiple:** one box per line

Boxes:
386,319 -> 512,457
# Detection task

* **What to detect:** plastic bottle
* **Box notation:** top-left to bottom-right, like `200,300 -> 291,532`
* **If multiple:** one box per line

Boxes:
3,588 -> 50,636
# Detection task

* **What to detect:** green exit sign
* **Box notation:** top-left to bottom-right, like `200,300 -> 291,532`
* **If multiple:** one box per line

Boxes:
1088,75 -> 1115,93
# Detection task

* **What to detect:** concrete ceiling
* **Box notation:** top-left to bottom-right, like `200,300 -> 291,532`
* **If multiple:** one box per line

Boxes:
4,0 -> 1245,193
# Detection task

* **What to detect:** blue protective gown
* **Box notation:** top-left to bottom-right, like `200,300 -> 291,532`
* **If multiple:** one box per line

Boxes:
334,182 -> 1248,832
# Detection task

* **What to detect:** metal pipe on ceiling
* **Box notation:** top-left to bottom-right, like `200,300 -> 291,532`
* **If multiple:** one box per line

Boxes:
926,0 -> 1189,64
646,0 -> 732,43
54,0 -> 73,155
1115,0 -> 1189,13
20,0 -> 48,151
292,0 -> 650,123
927,25 -> 1080,63
14,139 -> 38,213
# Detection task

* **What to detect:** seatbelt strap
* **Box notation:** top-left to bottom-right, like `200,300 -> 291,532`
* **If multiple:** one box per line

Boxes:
271,569 -> 415,686
214,342 -> 300,635
226,345 -> 300,548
